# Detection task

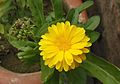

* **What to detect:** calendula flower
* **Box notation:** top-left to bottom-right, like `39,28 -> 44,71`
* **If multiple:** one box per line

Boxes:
39,21 -> 92,72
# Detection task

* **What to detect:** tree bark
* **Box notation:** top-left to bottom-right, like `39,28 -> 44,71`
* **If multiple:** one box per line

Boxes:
91,0 -> 120,67
90,1 -> 120,84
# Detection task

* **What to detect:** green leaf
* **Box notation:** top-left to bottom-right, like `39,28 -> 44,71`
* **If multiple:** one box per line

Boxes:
18,48 -> 40,65
66,8 -> 75,22
81,53 -> 120,84
59,72 -> 66,84
45,70 -> 59,84
0,0 -> 13,17
7,35 -> 37,50
0,23 -> 4,34
72,1 -> 94,24
41,59 -> 55,83
85,16 -> 100,30
28,0 -> 45,27
46,12 -> 55,22
67,67 -> 87,84
19,0 -> 26,8
87,31 -> 100,43
51,0 -> 63,19
34,23 -> 49,37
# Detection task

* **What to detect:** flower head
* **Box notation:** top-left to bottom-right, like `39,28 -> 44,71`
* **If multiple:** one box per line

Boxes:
39,21 -> 92,72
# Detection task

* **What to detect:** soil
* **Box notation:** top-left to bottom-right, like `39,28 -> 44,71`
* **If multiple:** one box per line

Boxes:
0,34 -> 40,73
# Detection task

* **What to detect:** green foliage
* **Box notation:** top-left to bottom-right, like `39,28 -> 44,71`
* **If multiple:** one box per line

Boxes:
67,67 -> 87,84
45,71 -> 59,84
66,8 -> 75,22
17,46 -> 40,65
1,0 -> 120,84
16,0 -> 28,8
87,31 -> 100,43
81,53 -> 120,84
0,0 -> 13,18
0,23 -> 4,34
51,0 -> 64,19
28,0 -> 45,27
7,36 -> 37,50
41,59 -> 55,83
84,16 -> 100,30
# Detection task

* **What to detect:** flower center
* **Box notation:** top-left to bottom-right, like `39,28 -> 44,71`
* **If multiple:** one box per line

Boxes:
55,36 -> 71,51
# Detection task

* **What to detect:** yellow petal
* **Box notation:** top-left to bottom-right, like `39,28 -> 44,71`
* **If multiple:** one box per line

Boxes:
70,61 -> 76,69
71,34 -> 85,44
48,25 -> 59,35
48,54 -> 60,67
40,51 -> 44,56
57,22 -> 65,34
43,55 -> 47,60
44,52 -> 57,59
43,46 -> 59,53
68,25 -> 77,38
82,36 -> 90,42
85,42 -> 92,47
56,51 -> 64,62
58,66 -> 63,72
65,21 -> 70,27
69,49 -> 83,55
45,59 -> 51,65
71,42 -> 87,49
82,48 -> 90,53
79,54 -> 86,61
65,51 -> 73,66
39,39 -> 54,45
73,28 -> 85,37
56,62 -> 62,70
63,59 -> 69,71
74,55 -> 82,63
39,46 -> 43,50
41,33 -> 55,42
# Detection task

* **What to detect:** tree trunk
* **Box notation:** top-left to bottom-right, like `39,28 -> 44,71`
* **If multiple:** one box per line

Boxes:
92,0 -> 120,67
89,0 -> 120,84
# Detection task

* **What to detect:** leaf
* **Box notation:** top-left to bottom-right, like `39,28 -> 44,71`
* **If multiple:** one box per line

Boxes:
81,53 -> 120,84
72,1 -> 94,24
59,72 -> 69,84
0,23 -> 4,34
28,0 -> 45,27
87,31 -> 100,43
41,59 -> 55,83
0,0 -> 13,17
17,46 -> 40,65
85,16 -> 100,30
51,0 -> 63,19
46,12 -> 55,23
34,23 -> 49,37
18,51 -> 40,65
67,67 -> 87,84
45,70 -> 59,84
66,8 -> 75,22
7,35 -> 37,50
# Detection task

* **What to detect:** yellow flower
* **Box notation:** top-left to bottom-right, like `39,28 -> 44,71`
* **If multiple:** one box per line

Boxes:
39,21 -> 92,72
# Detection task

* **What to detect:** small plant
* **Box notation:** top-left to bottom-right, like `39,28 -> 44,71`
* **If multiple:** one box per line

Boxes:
0,0 -> 120,84
9,17 -> 35,40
